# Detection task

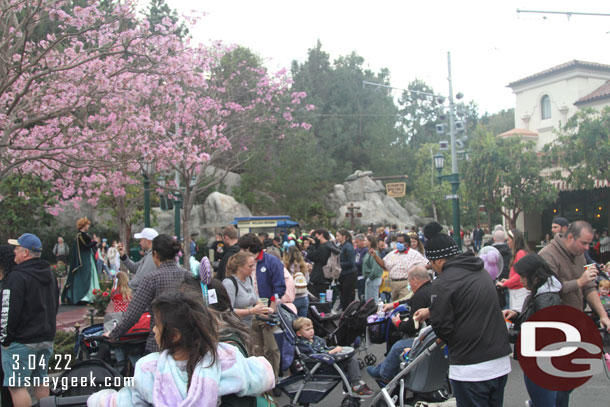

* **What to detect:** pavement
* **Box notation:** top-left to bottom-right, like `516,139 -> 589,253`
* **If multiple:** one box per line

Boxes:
56,304 -> 91,331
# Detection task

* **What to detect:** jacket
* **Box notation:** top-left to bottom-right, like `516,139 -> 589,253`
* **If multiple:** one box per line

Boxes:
429,252 -> 511,366
515,276 -> 562,328
492,243 -> 512,280
306,241 -> 335,285
362,251 -> 383,280
255,252 -> 286,300
539,235 -> 595,310
87,343 -> 275,407
502,249 -> 527,290
122,250 -> 157,292
217,243 -> 240,281
1,258 -> 59,345
396,280 -> 433,337
339,241 -> 356,276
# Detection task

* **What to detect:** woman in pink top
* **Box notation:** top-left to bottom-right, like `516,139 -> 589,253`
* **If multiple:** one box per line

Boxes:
497,229 -> 530,312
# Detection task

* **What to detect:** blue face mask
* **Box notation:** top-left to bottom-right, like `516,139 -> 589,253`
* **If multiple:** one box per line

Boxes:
396,242 -> 406,252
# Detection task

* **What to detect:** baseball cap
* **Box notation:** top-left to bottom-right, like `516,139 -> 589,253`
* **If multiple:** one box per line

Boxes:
8,233 -> 43,252
134,228 -> 159,240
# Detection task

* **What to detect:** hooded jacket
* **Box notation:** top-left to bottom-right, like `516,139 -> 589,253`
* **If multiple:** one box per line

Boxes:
1,258 -> 59,345
306,241 -> 339,285
492,242 -> 512,280
429,252 -> 511,366
515,276 -> 562,328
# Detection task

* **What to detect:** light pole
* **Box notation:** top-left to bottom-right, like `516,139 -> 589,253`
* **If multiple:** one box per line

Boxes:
142,163 -> 153,228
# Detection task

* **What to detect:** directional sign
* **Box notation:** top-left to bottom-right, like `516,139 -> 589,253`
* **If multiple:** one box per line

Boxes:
445,194 -> 459,200
386,182 -> 406,198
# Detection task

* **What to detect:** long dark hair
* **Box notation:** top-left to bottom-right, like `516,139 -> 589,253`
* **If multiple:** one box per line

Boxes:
151,290 -> 218,390
180,276 -> 255,356
337,229 -> 352,245
367,235 -> 378,250
514,253 -> 556,293
508,229 -> 529,255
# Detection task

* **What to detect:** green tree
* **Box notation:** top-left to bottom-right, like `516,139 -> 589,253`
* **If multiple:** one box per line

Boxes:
462,132 -> 557,228
290,41 -> 403,181
0,174 -> 59,241
143,0 -> 188,38
547,106 -> 610,188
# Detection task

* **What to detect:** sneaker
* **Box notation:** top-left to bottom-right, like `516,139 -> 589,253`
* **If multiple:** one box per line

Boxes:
352,383 -> 374,397
525,401 -> 533,407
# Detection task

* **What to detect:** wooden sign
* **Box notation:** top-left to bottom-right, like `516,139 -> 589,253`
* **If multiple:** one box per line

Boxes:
386,182 -> 406,198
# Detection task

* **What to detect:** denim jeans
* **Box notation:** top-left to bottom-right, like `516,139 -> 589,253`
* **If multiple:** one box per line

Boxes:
293,296 -> 309,317
523,373 -> 557,407
366,338 -> 414,380
364,277 -> 382,302
450,374 -> 508,407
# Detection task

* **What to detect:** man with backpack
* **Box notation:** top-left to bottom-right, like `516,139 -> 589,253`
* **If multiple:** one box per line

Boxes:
305,229 -> 339,298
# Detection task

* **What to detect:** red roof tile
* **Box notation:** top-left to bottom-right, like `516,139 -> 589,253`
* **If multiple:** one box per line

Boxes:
574,81 -> 610,105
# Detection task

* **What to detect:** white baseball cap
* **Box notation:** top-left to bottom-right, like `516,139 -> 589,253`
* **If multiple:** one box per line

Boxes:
134,228 -> 159,240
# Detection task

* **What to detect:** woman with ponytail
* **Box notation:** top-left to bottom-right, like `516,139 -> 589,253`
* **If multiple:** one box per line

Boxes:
105,234 -> 189,353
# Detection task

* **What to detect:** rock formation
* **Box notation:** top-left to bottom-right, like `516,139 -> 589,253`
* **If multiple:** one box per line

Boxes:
326,170 -> 424,229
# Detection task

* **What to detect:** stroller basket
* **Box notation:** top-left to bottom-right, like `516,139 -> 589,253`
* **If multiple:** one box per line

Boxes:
278,374 -> 342,404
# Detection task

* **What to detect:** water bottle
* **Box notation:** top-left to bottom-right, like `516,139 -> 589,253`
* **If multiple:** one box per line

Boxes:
377,300 -> 384,318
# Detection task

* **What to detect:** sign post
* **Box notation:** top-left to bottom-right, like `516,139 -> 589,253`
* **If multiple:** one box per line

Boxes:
386,182 -> 406,198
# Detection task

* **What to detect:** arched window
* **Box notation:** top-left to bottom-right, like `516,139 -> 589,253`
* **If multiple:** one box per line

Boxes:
541,95 -> 551,120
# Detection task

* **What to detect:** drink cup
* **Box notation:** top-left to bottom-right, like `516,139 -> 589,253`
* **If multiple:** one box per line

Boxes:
319,293 -> 326,303
258,298 -> 269,307
585,264 -> 598,274
325,289 -> 333,302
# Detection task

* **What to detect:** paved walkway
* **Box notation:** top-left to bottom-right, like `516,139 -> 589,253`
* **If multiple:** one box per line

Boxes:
57,304 -> 91,331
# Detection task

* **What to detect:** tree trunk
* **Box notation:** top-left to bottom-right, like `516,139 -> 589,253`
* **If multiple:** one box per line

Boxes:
182,196 -> 192,269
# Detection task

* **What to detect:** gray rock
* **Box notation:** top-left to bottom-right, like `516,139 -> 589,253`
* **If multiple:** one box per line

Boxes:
328,171 -> 425,229
203,192 -> 252,225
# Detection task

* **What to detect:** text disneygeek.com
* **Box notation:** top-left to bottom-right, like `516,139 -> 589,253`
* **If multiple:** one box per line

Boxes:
9,373 -> 134,390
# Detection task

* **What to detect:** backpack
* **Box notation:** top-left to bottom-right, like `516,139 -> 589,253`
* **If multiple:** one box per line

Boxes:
228,275 -> 253,297
322,250 -> 341,280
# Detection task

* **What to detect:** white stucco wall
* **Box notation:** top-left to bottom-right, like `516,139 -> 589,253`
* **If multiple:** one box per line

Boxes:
511,70 -> 610,150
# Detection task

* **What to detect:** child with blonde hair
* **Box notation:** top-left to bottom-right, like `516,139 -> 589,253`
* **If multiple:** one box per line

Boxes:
293,317 -> 373,397
111,271 -> 132,312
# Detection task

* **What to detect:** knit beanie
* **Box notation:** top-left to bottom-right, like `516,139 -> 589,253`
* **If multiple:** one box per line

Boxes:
423,222 -> 460,260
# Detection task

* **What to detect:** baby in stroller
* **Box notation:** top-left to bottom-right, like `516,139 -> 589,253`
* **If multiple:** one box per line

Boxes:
293,317 -> 373,397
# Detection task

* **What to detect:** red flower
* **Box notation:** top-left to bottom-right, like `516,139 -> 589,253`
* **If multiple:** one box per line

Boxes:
102,292 -> 109,297
92,289 -> 98,295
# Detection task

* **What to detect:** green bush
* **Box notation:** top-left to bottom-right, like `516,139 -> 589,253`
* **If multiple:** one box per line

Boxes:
50,330 -> 76,372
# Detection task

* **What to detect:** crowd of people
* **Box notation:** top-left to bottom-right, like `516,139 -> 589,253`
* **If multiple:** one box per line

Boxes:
0,216 -> 609,407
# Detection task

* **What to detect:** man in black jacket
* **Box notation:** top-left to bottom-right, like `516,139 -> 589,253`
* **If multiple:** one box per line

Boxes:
367,265 -> 433,381
305,229 -> 336,298
2,233 -> 59,407
414,222 -> 511,407
216,226 -> 240,281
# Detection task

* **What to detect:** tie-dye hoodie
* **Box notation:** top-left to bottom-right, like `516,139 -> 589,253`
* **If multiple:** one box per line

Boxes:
87,342 -> 275,407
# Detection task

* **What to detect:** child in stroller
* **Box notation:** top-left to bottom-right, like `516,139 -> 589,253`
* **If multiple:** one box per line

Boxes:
294,317 -> 373,397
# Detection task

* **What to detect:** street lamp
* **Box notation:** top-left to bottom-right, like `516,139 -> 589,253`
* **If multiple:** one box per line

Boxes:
433,153 -> 444,172
141,162 -> 153,228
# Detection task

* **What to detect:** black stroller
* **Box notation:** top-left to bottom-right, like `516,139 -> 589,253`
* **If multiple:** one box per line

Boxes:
272,299 -> 363,407
368,326 -> 453,407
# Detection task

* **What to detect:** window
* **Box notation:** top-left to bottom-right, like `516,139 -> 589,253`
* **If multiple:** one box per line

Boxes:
541,95 -> 551,120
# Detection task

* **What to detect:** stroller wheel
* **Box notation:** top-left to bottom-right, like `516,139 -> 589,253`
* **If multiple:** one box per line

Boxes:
358,358 -> 365,369
365,354 -> 377,365
341,396 -> 361,407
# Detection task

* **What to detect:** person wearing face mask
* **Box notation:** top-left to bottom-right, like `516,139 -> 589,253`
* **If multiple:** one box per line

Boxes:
369,233 -> 427,301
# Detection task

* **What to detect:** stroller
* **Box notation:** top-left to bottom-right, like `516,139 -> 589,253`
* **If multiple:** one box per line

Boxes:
332,298 -> 379,368
367,304 -> 410,356
272,298 -> 363,407
75,313 -> 150,376
369,326 -> 452,407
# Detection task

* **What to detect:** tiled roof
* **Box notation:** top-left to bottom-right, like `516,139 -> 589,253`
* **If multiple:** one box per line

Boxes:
497,128 -> 538,138
574,81 -> 610,105
508,60 -> 610,88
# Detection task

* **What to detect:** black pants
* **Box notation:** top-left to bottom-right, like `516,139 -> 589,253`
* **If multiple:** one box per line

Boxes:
338,273 -> 357,310
450,374 -> 508,407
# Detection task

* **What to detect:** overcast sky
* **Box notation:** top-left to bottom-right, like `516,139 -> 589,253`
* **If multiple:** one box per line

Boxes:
166,0 -> 610,115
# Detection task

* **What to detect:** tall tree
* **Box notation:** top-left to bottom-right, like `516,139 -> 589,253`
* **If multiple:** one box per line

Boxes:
462,132 -> 557,228
290,41 -> 402,181
547,106 -> 610,188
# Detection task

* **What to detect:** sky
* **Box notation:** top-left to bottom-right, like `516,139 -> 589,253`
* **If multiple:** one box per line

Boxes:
165,0 -> 610,115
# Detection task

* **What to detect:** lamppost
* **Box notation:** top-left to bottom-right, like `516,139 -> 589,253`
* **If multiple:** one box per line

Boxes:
142,162 -> 153,228
434,150 -> 461,247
